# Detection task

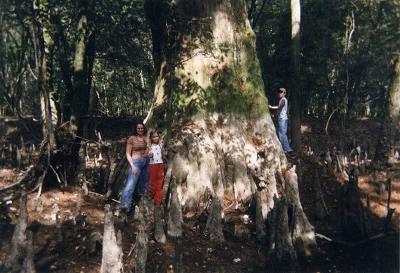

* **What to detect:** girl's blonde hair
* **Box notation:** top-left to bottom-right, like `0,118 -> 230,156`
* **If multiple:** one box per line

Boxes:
149,131 -> 160,144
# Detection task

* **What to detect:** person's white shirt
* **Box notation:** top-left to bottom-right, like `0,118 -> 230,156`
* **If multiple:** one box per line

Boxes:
149,144 -> 163,164
278,97 -> 288,120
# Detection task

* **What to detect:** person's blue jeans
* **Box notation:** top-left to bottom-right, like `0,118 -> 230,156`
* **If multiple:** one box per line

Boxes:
278,118 -> 293,153
120,158 -> 149,212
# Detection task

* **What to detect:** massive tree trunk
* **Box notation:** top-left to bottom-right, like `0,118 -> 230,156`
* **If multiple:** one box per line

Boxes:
145,0 -> 283,206
290,0 -> 302,151
144,0 -> 315,267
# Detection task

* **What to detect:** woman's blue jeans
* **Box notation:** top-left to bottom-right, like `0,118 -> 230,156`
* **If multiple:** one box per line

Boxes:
278,118 -> 293,153
120,158 -> 149,212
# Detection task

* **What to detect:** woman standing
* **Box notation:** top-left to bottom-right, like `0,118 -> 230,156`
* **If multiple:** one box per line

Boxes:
120,122 -> 150,213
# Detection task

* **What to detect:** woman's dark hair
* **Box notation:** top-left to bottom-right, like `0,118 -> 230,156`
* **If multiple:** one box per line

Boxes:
133,122 -> 147,135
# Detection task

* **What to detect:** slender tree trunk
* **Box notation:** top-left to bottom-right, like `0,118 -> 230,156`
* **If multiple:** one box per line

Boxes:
290,0 -> 302,151
62,0 -> 96,183
70,0 -> 95,138
342,12 -> 355,128
387,53 -> 400,164
33,0 -> 57,151
374,53 -> 400,165
52,14 -> 74,121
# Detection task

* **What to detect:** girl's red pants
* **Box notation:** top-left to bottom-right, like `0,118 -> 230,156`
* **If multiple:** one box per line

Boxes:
149,163 -> 165,205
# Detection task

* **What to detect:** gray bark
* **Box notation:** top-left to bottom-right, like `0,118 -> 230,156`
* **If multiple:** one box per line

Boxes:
154,205 -> 166,243
5,193 -> 28,271
133,195 -> 151,273
167,177 -> 183,238
267,196 -> 297,272
21,231 -> 36,273
290,0 -> 302,151
100,205 -> 123,273
284,166 -> 317,257
313,168 -> 328,219
205,196 -> 224,243
143,3 -> 314,269
339,173 -> 366,240
387,54 -> 400,164
255,190 -> 267,241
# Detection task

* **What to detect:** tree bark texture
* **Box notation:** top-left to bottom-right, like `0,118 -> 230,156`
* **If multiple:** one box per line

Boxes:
290,0 -> 302,151
33,0 -> 57,151
205,196 -> 224,243
267,196 -> 297,272
313,167 -> 328,219
284,167 -> 317,257
4,193 -> 29,272
167,177 -> 183,238
154,204 -> 166,243
339,174 -> 366,240
133,194 -> 152,273
100,205 -> 123,273
144,0 -> 315,264
70,0 -> 95,137
145,0 -> 286,206
255,190 -> 267,241
22,231 -> 37,273
387,53 -> 400,164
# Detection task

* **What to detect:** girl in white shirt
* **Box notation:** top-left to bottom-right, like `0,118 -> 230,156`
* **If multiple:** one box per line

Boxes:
148,131 -> 166,205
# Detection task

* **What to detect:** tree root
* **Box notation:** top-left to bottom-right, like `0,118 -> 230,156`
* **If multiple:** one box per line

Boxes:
205,196 -> 224,243
167,177 -> 183,238
267,196 -> 297,272
133,194 -> 151,273
2,193 -> 37,273
284,166 -> 317,258
100,205 -> 123,273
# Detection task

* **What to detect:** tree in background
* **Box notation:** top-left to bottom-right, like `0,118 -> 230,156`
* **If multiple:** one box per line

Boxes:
387,53 -> 400,164
0,0 -> 155,186
290,0 -> 301,150
376,52 -> 400,165
254,0 -> 400,121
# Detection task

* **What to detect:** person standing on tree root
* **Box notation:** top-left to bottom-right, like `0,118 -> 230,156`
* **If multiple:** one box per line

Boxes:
148,131 -> 167,243
269,88 -> 294,153
148,131 -> 167,205
120,122 -> 150,214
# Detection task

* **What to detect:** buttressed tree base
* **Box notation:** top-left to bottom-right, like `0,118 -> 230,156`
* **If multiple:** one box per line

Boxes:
143,0 -> 316,268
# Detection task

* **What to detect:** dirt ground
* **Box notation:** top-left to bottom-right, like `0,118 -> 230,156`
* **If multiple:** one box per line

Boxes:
0,117 -> 399,273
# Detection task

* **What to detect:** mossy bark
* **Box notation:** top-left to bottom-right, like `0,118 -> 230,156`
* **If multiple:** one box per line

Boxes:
144,0 -> 281,200
144,0 -> 269,127
144,0 -> 315,267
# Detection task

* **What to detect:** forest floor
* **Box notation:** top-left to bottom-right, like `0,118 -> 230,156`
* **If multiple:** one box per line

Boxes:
0,116 -> 399,273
